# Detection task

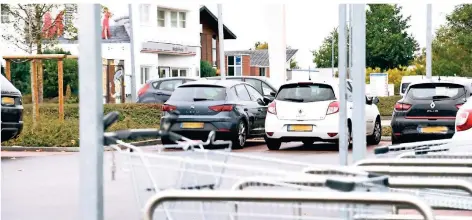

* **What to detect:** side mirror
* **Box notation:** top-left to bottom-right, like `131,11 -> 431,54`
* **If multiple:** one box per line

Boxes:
263,96 -> 273,105
270,91 -> 276,97
372,97 -> 380,105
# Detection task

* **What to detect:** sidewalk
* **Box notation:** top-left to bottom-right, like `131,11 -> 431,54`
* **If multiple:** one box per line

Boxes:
1,151 -> 74,158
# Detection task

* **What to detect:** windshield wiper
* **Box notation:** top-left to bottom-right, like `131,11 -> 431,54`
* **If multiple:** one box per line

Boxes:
193,98 -> 213,101
282,98 -> 304,102
432,95 -> 450,100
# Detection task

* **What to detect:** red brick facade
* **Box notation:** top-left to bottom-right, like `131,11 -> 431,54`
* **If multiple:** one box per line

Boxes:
200,21 -> 219,69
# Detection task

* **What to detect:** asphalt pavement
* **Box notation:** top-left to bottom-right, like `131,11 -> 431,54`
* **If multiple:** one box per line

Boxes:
1,140 -> 386,220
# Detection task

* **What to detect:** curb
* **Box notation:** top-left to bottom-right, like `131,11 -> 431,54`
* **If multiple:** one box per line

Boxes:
2,137 -> 393,152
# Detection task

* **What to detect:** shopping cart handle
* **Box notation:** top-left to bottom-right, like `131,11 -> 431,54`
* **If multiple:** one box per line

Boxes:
374,146 -> 389,155
104,129 -> 165,145
103,111 -> 120,131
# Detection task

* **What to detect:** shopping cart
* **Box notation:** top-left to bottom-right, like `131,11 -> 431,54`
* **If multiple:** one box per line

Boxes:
373,139 -> 472,159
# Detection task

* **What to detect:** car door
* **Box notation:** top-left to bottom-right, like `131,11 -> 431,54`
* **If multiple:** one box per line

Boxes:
245,84 -> 268,134
364,95 -> 377,134
157,79 -> 184,103
234,84 -> 259,135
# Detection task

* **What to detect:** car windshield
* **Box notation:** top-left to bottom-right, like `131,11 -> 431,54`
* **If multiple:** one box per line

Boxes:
407,83 -> 466,100
169,85 -> 226,101
276,83 -> 336,102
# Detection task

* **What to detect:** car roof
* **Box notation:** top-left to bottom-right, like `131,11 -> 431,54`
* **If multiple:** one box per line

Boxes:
408,78 -> 471,87
146,77 -> 197,83
179,79 -> 245,88
283,77 -> 351,87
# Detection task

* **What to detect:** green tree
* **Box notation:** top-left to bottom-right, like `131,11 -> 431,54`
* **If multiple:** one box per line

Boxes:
1,62 -> 31,94
313,4 -> 418,70
200,61 -> 216,77
254,41 -> 269,50
42,48 -> 78,98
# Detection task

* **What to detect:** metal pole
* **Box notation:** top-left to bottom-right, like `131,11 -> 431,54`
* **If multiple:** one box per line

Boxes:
351,4 -> 367,163
78,4 -> 104,220
217,4 -> 226,79
338,4 -> 348,166
348,4 -> 353,79
331,30 -> 335,78
128,4 -> 137,102
426,4 -> 432,79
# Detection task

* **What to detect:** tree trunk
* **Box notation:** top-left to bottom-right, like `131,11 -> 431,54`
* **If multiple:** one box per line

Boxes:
35,6 -> 44,103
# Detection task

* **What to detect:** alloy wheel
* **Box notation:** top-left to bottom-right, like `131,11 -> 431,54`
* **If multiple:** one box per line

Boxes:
238,122 -> 247,147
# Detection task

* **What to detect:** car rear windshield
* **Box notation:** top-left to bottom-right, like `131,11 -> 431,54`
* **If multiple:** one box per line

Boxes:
276,83 -> 336,103
406,83 -> 466,100
169,85 -> 227,101
401,83 -> 410,93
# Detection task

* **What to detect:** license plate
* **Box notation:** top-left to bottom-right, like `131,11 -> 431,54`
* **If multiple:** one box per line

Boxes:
181,122 -> 204,129
1,97 -> 14,105
288,125 -> 312,132
419,126 -> 448,134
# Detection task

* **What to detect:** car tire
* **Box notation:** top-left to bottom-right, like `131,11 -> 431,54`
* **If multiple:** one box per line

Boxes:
337,122 -> 353,149
265,136 -> 281,150
231,120 -> 247,150
367,118 -> 382,145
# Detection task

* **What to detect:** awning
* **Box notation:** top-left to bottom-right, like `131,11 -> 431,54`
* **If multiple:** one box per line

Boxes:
141,41 -> 198,56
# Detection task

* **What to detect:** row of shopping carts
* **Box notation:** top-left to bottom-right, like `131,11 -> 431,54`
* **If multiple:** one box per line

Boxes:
102,111 -> 472,220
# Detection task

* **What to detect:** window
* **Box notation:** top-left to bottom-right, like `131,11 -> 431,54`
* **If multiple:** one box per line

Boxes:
170,68 -> 188,77
171,11 -> 186,28
245,79 -> 263,94
169,86 -> 227,101
1,7 -> 9,23
259,68 -> 266,76
212,38 -> 217,66
140,67 -> 151,84
276,83 -> 336,103
140,4 -> 150,23
235,85 -> 251,101
401,83 -> 410,94
157,9 -> 166,27
245,85 -> 264,101
158,80 -> 183,92
407,83 -> 465,100
262,82 -> 275,96
227,56 -> 242,76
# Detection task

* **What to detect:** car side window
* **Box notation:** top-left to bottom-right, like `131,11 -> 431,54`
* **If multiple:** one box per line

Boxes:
245,85 -> 264,101
262,82 -> 275,96
159,80 -> 183,92
245,79 -> 263,94
226,87 -> 238,101
235,85 -> 252,101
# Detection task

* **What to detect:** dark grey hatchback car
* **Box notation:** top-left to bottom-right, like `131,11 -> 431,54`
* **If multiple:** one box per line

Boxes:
136,77 -> 197,104
160,80 -> 273,149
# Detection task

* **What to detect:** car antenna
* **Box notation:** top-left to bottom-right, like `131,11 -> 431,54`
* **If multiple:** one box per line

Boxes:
308,67 -> 312,80
438,75 -> 441,81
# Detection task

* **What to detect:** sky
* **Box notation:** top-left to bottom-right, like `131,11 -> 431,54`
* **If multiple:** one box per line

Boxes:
109,3 -> 458,69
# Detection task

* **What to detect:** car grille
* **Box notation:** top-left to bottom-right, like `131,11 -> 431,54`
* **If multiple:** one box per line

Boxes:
2,111 -> 22,122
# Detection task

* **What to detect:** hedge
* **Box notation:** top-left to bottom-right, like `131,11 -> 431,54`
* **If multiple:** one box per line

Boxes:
378,96 -> 402,116
3,103 -> 162,147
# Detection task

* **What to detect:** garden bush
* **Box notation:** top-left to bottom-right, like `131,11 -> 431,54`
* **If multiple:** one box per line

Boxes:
3,103 -> 162,147
378,96 -> 402,116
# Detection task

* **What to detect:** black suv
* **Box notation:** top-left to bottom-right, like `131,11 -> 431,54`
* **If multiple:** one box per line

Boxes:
391,80 -> 471,144
1,74 -> 23,142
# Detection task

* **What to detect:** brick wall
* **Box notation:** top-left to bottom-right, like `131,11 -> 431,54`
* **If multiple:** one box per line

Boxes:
266,68 -> 270,77
242,55 -> 250,76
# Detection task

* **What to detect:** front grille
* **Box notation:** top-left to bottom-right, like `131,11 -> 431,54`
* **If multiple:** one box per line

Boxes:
2,111 -> 21,122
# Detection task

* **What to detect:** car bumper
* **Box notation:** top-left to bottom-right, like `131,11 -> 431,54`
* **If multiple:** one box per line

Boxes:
1,106 -> 23,141
160,116 -> 239,141
391,117 -> 455,141
264,114 -> 339,141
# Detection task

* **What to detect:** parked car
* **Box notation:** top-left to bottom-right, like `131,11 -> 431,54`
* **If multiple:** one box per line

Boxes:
391,80 -> 472,144
205,76 -> 278,99
160,80 -> 272,149
264,78 -> 382,150
452,96 -> 472,142
136,77 -> 197,103
1,74 -> 23,142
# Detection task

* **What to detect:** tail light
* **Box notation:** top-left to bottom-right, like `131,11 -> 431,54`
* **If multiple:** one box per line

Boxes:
394,102 -> 411,111
161,104 -> 177,112
456,109 -> 472,131
456,104 -> 464,109
138,83 -> 150,97
209,104 -> 233,112
267,101 -> 277,115
326,101 -> 339,115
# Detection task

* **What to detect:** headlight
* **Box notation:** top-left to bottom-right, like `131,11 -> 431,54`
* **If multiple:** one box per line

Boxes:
1,97 -> 15,105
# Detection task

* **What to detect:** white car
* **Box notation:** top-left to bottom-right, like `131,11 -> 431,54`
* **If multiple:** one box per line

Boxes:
452,96 -> 472,142
264,79 -> 382,150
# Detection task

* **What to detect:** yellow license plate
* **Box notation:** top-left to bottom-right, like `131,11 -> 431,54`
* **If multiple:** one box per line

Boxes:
420,126 -> 448,134
1,97 -> 15,105
181,122 -> 204,129
288,125 -> 312,132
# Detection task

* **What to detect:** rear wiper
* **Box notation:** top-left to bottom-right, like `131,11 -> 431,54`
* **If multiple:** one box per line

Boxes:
432,95 -> 450,100
193,98 -> 213,101
282,98 -> 304,102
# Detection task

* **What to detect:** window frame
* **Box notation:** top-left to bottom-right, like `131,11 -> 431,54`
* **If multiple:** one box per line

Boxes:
140,66 -> 151,84
245,79 -> 263,95
234,84 -> 251,101
259,67 -> 266,76
157,9 -> 166,27
212,37 -> 217,67
170,10 -> 186,28
170,68 -> 188,77
261,82 -> 275,96
245,84 -> 264,101
227,56 -> 242,76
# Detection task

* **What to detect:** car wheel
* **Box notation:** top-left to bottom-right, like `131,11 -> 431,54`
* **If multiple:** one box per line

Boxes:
231,120 -> 247,150
367,119 -> 382,145
337,123 -> 353,149
265,136 -> 281,150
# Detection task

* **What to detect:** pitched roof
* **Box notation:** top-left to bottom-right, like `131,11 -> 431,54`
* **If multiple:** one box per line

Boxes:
225,49 -> 298,67
200,6 -> 237,40
53,25 -> 130,44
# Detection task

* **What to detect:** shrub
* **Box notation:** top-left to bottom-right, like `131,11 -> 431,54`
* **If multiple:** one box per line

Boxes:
200,60 -> 216,77
3,103 -> 162,147
378,96 -> 402,116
